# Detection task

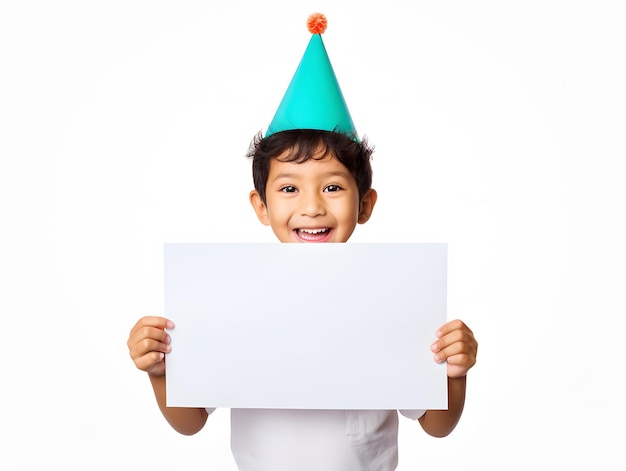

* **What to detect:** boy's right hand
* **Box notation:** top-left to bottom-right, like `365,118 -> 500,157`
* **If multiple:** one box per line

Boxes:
127,316 -> 174,377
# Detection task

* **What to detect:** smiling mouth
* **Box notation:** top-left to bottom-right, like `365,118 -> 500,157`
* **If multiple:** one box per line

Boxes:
295,228 -> 332,242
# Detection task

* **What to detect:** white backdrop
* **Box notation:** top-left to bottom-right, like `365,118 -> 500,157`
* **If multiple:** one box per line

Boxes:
1,1 -> 624,469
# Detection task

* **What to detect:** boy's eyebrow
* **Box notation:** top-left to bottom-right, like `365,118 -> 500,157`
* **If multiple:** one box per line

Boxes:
271,170 -> 352,183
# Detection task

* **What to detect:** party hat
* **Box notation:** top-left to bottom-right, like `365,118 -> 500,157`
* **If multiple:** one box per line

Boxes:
265,13 -> 357,139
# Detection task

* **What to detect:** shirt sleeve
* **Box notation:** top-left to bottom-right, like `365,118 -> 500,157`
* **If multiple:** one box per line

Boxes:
398,409 -> 426,420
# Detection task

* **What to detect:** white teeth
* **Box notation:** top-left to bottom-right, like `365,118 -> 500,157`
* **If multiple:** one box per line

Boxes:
300,228 -> 328,234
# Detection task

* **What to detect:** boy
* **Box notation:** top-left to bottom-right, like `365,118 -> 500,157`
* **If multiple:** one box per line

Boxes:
127,14 -> 477,470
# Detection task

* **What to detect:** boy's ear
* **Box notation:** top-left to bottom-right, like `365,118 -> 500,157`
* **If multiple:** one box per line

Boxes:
249,190 -> 271,226
358,188 -> 378,224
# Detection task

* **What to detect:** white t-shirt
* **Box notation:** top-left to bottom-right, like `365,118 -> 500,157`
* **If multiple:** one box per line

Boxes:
227,408 -> 425,471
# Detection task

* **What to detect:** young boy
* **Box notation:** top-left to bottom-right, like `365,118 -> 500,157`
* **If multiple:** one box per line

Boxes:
127,14 -> 477,470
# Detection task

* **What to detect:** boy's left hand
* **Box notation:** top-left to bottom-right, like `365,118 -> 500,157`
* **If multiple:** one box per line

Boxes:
430,319 -> 478,378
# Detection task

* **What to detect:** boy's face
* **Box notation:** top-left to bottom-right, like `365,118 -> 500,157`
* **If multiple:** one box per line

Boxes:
250,150 -> 377,243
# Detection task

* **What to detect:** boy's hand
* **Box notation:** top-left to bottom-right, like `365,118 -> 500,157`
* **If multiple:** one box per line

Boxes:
430,319 -> 477,379
127,316 -> 174,377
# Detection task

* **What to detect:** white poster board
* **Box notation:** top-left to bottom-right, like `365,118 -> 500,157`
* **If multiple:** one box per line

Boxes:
164,243 -> 447,410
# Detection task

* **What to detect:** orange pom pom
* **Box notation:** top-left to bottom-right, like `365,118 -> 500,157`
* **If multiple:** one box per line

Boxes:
307,13 -> 327,35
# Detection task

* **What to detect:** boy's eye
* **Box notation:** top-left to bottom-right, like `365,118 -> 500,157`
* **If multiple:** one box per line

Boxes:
324,184 -> 342,192
280,186 -> 297,193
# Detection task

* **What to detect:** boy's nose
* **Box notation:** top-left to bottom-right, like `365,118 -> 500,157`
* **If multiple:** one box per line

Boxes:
299,192 -> 326,217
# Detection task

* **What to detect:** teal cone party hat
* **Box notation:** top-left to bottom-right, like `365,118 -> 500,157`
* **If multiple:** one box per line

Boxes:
265,13 -> 358,139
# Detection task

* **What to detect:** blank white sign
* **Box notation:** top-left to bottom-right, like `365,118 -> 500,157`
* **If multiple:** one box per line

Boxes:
164,243 -> 447,410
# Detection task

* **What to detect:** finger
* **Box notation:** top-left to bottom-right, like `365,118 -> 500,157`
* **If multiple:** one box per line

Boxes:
435,344 -> 477,368
445,352 -> 477,379
129,316 -> 174,338
129,341 -> 171,372
446,357 -> 473,379
432,338 -> 469,363
430,328 -> 475,355
446,352 -> 476,368
435,319 -> 472,339
127,324 -> 173,351
129,325 -> 172,345
129,336 -> 172,361
133,350 -> 166,372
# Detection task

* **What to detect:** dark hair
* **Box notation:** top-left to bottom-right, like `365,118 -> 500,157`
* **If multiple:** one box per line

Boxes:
247,129 -> 374,204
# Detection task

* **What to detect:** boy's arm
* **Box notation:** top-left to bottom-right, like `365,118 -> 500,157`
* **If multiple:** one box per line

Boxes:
419,319 -> 477,437
418,376 -> 466,437
148,373 -> 209,436
128,316 -> 208,436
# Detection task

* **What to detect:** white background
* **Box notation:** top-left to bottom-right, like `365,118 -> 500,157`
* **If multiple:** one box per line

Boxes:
1,0 -> 624,469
